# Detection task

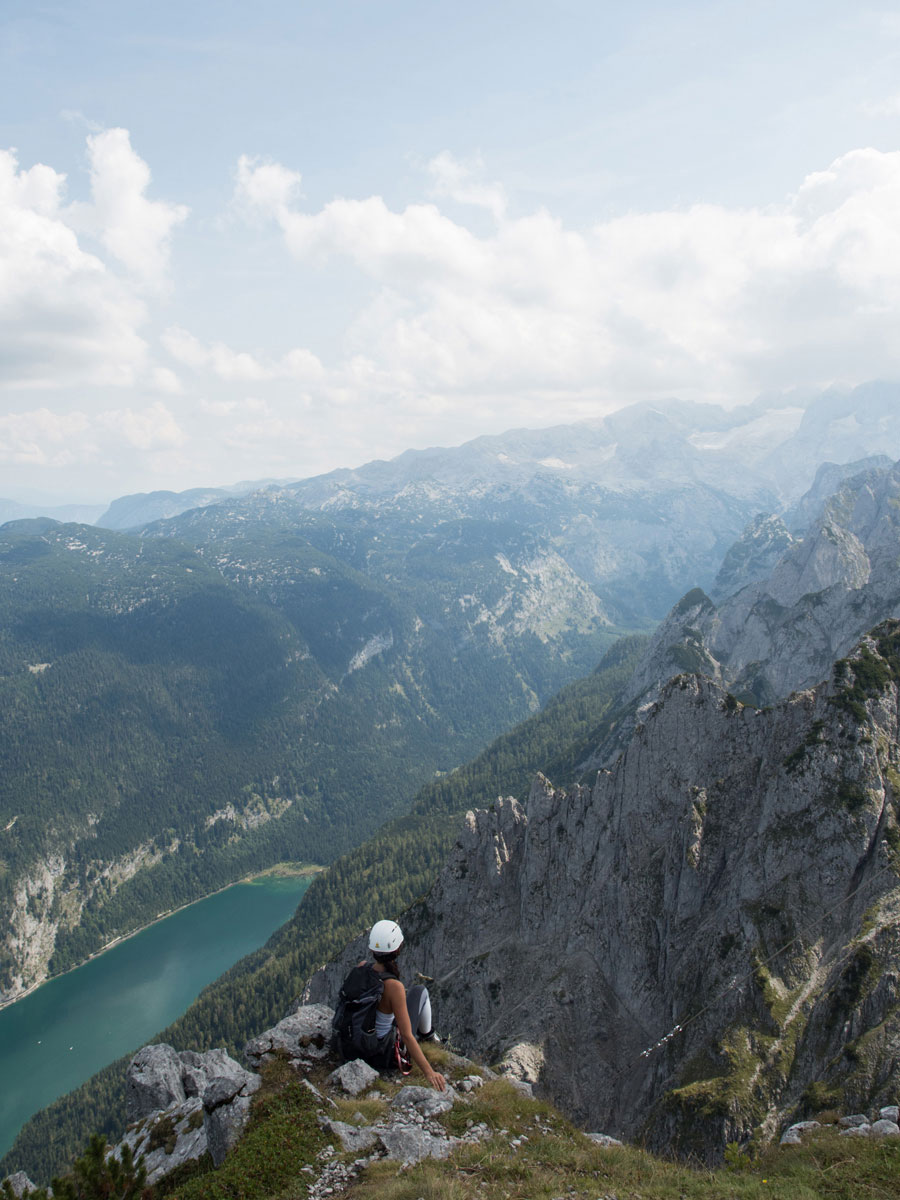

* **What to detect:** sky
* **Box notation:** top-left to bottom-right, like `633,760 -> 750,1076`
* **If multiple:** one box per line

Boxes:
3,1 -> 900,503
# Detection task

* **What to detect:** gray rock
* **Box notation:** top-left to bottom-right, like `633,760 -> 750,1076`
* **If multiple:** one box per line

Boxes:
319,1118 -> 379,1154
391,1085 -> 455,1117
879,1105 -> 899,1122
205,1093 -> 254,1168
839,1114 -> 870,1127
126,1044 -> 187,1120
870,1119 -> 900,1138
119,1047 -> 260,1180
506,1078 -> 534,1098
3,1172 -> 37,1198
379,1124 -> 456,1164
498,1042 -> 544,1084
358,624 -> 900,1162
244,1004 -> 334,1068
780,1120 -> 819,1146
840,1124 -> 871,1137
459,1075 -> 484,1093
118,1097 -> 207,1185
586,1133 -> 623,1147
326,1059 -> 380,1097
600,460 -> 900,762
202,1071 -> 260,1110
200,1069 -> 261,1168
181,1047 -> 248,1097
126,1043 -> 254,1124
302,1077 -> 337,1108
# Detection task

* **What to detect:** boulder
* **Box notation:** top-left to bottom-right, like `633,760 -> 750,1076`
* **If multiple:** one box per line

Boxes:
180,1047 -> 249,1097
126,1043 -> 255,1123
379,1123 -> 456,1164
3,1172 -> 36,1198
780,1120 -> 819,1146
586,1132 -> 623,1147
118,1097 -> 207,1185
839,1114 -> 870,1127
120,1045 -> 261,1180
880,1105 -> 900,1123
870,1119 -> 900,1138
126,1045 -> 186,1121
244,1004 -> 334,1068
840,1124 -> 871,1138
326,1059 -> 380,1097
202,1072 -> 262,1168
391,1084 -> 455,1117
319,1117 -> 379,1154
497,1042 -> 544,1084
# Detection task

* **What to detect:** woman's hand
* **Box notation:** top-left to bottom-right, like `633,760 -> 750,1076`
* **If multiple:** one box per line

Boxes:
426,1067 -> 447,1092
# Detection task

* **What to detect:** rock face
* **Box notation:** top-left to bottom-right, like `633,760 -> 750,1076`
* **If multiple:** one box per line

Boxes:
612,460 -> 900,748
308,625 -> 900,1159
244,1004 -> 334,1071
126,1044 -> 253,1121
710,513 -> 795,601
119,1045 -> 260,1182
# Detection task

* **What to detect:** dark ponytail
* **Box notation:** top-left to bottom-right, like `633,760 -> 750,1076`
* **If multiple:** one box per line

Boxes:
373,949 -> 401,978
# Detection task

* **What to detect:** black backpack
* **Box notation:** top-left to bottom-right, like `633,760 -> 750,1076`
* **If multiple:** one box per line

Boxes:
332,962 -> 400,1070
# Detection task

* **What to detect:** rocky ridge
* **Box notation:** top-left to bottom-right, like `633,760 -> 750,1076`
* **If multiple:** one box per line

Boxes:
611,458 -> 900,754
307,622 -> 900,1160
1,1003 -> 587,1195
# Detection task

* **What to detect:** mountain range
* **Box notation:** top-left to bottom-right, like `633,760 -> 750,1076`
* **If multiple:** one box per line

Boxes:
5,386 -> 900,1180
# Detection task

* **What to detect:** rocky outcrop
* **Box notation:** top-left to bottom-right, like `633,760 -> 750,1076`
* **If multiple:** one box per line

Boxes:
118,1045 -> 260,1182
243,1003 -> 333,1070
2,1172 -> 36,1197
104,1007 -> 505,1190
605,460 -> 900,760
710,513 -> 795,601
781,1105 -> 900,1143
307,625 -> 900,1160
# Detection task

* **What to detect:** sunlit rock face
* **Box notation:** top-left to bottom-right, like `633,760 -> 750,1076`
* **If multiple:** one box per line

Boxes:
389,631 -> 900,1160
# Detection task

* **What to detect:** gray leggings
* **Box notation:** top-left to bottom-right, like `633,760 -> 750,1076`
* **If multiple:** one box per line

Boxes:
406,983 -> 433,1038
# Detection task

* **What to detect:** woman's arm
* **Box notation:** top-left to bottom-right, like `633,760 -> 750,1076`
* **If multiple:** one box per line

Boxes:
384,978 -> 446,1092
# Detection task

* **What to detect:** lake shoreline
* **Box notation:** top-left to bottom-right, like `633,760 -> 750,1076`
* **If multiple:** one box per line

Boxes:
0,862 -> 323,1014
0,870 -> 317,1165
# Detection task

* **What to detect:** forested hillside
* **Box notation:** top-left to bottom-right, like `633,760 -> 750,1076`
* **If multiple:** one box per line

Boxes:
0,509 -> 625,1004
1,635 -> 646,1183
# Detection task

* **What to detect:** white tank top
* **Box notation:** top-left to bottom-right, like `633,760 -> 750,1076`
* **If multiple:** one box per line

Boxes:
375,1008 -> 395,1037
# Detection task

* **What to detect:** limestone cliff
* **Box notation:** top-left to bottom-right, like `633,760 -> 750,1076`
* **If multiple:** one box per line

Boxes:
307,624 -> 900,1159
619,460 -> 900,728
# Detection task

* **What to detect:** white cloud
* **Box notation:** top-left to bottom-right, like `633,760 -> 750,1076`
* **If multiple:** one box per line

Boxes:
0,130 -> 187,391
427,151 -> 507,220
232,147 -> 900,409
860,93 -> 900,117
150,366 -> 183,394
0,402 -> 183,467
68,129 -> 189,288
0,408 -> 92,466
98,401 -> 185,451
161,326 -> 325,383
0,148 -> 148,389
234,155 -> 303,218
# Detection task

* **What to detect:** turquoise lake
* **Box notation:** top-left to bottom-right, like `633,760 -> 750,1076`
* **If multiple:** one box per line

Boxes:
0,872 -> 312,1160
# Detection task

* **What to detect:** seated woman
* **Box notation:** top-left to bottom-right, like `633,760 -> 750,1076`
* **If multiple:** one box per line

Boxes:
360,919 -> 446,1092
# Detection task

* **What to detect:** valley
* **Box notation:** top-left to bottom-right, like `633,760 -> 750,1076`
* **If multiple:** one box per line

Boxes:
4,387 -> 900,1186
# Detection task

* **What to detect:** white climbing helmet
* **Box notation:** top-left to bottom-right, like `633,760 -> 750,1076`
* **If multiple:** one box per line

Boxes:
369,919 -> 404,954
